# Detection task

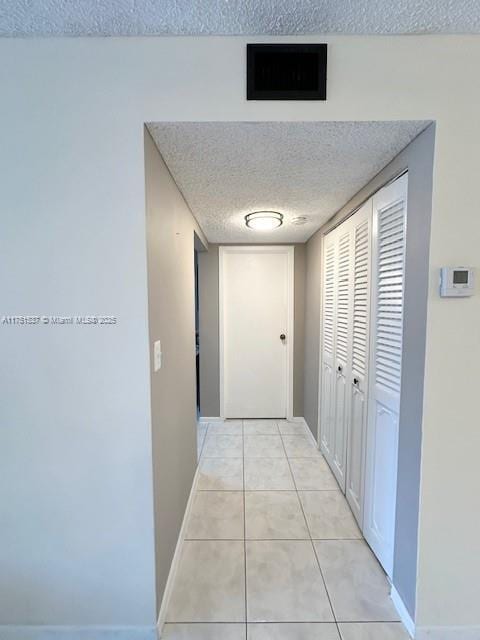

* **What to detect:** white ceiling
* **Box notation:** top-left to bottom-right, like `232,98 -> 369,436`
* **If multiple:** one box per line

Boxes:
1,0 -> 479,36
148,121 -> 429,243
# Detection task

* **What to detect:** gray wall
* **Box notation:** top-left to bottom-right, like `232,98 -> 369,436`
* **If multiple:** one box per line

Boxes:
293,244 -> 306,416
198,245 -> 220,417
303,124 -> 435,618
303,231 -> 323,436
144,130 -> 208,614
198,244 -> 306,418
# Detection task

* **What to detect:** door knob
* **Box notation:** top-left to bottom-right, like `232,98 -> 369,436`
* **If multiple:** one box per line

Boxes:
353,377 -> 359,386
337,365 -> 343,372
280,334 -> 286,341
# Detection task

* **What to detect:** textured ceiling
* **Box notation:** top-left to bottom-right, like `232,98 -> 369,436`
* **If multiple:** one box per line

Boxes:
147,121 -> 429,243
1,0 -> 479,36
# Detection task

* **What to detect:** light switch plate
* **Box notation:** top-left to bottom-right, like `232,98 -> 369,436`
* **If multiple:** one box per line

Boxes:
153,340 -> 162,372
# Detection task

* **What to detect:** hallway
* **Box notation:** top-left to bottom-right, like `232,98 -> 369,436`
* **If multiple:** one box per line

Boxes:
162,420 -> 408,639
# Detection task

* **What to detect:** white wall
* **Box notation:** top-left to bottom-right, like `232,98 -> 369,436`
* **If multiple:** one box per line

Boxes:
1,35 -> 479,636
0,42 -> 158,630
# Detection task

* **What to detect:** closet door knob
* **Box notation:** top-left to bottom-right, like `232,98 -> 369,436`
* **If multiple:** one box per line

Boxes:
353,377 -> 359,386
280,334 -> 286,341
337,365 -> 343,372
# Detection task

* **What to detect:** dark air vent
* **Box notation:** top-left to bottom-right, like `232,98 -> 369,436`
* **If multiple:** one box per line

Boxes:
247,44 -> 327,101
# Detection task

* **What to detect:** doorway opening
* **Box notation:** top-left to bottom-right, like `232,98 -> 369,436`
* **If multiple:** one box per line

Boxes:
145,120 -> 435,637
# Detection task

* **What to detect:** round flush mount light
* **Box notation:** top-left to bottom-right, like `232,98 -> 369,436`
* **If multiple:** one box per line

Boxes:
245,211 -> 283,231
291,216 -> 308,226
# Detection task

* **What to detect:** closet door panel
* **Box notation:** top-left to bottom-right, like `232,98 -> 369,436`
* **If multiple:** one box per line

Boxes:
321,360 -> 335,462
331,226 -> 353,491
320,233 -> 337,464
346,202 -> 372,525
364,174 -> 408,578
333,371 -> 347,483
348,385 -> 367,513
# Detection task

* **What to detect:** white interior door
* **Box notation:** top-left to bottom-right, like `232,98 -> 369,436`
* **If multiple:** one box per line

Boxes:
320,232 -> 337,465
363,174 -> 408,577
220,246 -> 293,419
346,201 -> 372,526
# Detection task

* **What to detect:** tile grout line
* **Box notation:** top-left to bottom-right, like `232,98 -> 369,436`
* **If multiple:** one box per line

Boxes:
241,419 -> 248,640
197,488 -> 344,492
166,619 -> 403,625
279,428 -> 342,638
185,537 -> 362,541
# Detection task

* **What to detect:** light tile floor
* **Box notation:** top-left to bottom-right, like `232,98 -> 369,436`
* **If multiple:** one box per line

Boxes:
165,420 -> 408,640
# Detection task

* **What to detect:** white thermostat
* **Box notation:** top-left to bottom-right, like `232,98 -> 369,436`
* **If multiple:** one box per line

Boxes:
440,266 -> 475,297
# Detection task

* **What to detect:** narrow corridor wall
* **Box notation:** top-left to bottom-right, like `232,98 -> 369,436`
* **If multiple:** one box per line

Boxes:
198,245 -> 220,417
145,130 -> 207,615
303,231 -> 323,437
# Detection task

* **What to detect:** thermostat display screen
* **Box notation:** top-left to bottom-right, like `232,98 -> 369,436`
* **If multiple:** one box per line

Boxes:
440,266 -> 474,297
453,270 -> 468,284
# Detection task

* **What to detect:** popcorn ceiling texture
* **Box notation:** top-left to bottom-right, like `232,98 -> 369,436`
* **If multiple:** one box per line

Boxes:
1,0 -> 479,36
147,121 -> 429,243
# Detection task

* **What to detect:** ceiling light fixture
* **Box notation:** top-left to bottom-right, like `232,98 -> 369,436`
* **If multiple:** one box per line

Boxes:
245,211 -> 283,231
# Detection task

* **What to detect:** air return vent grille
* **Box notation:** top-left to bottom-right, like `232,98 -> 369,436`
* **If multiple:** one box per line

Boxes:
247,44 -> 327,100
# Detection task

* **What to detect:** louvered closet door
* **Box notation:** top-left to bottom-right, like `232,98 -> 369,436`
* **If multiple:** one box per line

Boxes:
363,173 -> 408,578
331,223 -> 353,491
345,201 -> 372,525
320,230 -> 337,465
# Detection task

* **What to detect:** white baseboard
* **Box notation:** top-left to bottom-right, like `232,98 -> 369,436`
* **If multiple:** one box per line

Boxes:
415,626 -> 480,639
390,589 -> 480,639
198,417 -> 223,423
0,626 -> 157,639
390,586 -> 415,638
156,465 -> 200,636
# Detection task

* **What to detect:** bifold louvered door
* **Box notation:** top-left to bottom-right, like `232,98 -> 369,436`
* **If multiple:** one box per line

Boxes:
320,174 -> 407,569
363,174 -> 408,578
331,225 -> 353,491
320,216 -> 355,493
320,232 -> 337,466
345,201 -> 372,525
320,212 -> 360,494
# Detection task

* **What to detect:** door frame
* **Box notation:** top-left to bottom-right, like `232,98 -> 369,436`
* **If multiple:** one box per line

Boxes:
219,245 -> 295,420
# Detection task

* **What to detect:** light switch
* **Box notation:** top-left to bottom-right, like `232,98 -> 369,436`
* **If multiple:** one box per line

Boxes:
153,340 -> 162,372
